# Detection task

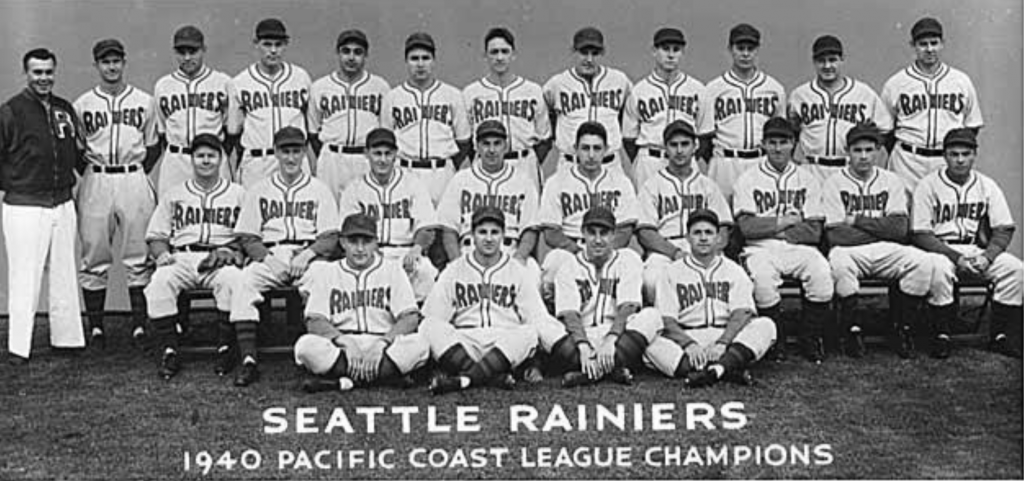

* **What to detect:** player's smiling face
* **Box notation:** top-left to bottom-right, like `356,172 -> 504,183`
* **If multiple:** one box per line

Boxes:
944,145 -> 976,178
813,54 -> 843,83
573,47 -> 603,77
477,136 -> 508,172
653,43 -> 683,73
686,221 -> 718,258
730,42 -> 758,70
95,54 -> 125,85
485,37 -> 515,75
847,139 -> 878,178
406,49 -> 435,83
763,135 -> 794,170
913,36 -> 943,68
191,146 -> 223,180
575,134 -> 607,175
337,43 -> 367,76
175,46 -> 204,76
342,235 -> 377,269
472,222 -> 504,257
666,134 -> 696,170
275,145 -> 305,177
25,58 -> 55,97
367,145 -> 396,179
583,225 -> 613,260
256,38 -> 288,69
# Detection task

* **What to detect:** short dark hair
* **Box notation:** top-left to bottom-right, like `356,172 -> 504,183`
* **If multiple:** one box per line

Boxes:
484,27 -> 515,50
23,48 -> 56,71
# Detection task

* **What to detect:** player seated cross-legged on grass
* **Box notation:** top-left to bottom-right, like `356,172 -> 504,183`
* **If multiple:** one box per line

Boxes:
734,118 -> 834,364
229,127 -> 340,387
420,206 -> 554,395
144,134 -> 246,380
534,207 -> 662,388
913,129 -> 1024,359
295,213 -> 430,393
644,209 -> 777,387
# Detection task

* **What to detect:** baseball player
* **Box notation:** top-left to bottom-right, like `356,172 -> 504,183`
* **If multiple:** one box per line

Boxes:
787,35 -> 892,184
437,120 -> 541,281
699,23 -> 785,199
421,206 -> 554,394
336,128 -> 439,302
74,38 -> 160,350
229,127 -> 340,386
534,207 -> 662,387
882,17 -> 983,191
227,18 -> 312,187
623,27 -> 708,189
295,213 -> 430,393
144,134 -> 245,380
538,121 -> 639,299
543,26 -> 632,176
307,29 -> 389,200
912,128 -> 1023,359
645,209 -> 777,387
734,117 -> 833,363
462,27 -> 551,191
822,123 -> 938,359
152,25 -> 232,195
637,120 -> 733,304
381,32 -> 472,205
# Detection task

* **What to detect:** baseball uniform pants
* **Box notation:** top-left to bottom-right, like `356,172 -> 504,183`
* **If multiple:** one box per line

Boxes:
77,168 -> 156,290
145,252 -> 243,318
708,152 -> 763,199
633,147 -> 669,191
3,201 -> 85,358
930,244 -> 1023,306
540,248 -> 576,301
829,242 -> 935,298
420,320 -> 538,369
379,246 -> 438,302
315,148 -> 368,201
229,246 -> 306,322
157,149 -> 234,195
888,144 -> 944,192
642,237 -> 691,303
802,162 -> 846,187
745,243 -> 834,308
642,317 -> 777,376
237,149 -> 312,188
534,307 -> 662,353
401,158 -> 454,206
293,332 -> 430,376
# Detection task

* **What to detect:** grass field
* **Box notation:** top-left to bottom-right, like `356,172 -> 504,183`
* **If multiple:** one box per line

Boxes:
1,309 -> 1021,480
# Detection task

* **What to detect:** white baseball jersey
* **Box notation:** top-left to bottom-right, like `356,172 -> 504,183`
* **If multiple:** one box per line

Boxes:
234,172 -> 338,243
623,71 -> 707,148
700,70 -> 785,151
788,77 -> 891,159
822,167 -> 908,226
153,65 -> 231,147
381,80 -> 471,160
437,162 -> 539,241
554,249 -> 643,326
733,160 -> 825,248
638,168 -> 733,240
337,169 -> 438,247
423,251 -> 547,329
307,70 -> 389,147
301,255 -> 417,335
228,62 -> 312,149
543,66 -> 632,153
538,164 -> 639,239
881,63 -> 983,149
145,178 -> 244,247
463,76 -> 550,151
75,85 -> 156,166
912,169 -> 1014,243
656,254 -> 755,329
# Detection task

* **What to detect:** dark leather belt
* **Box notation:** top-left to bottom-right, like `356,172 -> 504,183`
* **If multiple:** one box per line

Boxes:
948,240 -> 975,245
92,163 -> 141,174
265,240 -> 312,249
900,143 -> 943,158
645,147 -> 664,159
328,144 -> 366,154
805,156 -> 847,167
168,144 -> 191,154
379,243 -> 415,248
175,244 -> 219,252
563,153 -> 616,164
461,237 -> 516,247
722,148 -> 763,159
249,149 -> 275,157
400,157 -> 447,169
504,149 -> 531,160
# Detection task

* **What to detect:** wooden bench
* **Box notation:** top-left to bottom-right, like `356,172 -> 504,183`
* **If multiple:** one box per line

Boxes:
176,287 -> 305,352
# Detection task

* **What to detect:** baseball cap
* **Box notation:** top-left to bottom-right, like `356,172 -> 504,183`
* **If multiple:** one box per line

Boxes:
173,26 -> 205,49
365,128 -> 397,149
484,26 -> 515,49
582,206 -> 616,231
762,117 -> 796,140
340,213 -> 378,239
846,123 -> 882,146
190,133 -> 223,153
576,121 -> 608,145
336,29 -> 368,50
93,39 -> 125,60
812,35 -> 843,59
471,205 -> 505,230
273,126 -> 305,148
653,27 -> 686,47
476,120 -> 507,140
405,32 -> 436,55
729,23 -> 760,46
573,27 -> 605,51
943,128 -> 978,149
663,120 -> 697,144
686,209 -> 721,231
911,17 -> 943,42
255,18 -> 288,40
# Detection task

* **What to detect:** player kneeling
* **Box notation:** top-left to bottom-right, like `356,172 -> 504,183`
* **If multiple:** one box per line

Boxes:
645,209 -> 777,387
420,206 -> 554,395
535,207 -> 662,388
144,134 -> 246,380
295,213 -> 430,392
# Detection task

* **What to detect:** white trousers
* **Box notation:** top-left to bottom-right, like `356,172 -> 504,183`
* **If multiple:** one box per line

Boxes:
931,245 -> 1023,306
77,169 -> 156,290
746,243 -> 834,307
888,145 -> 944,193
229,246 -> 306,322
829,242 -> 936,298
315,149 -> 369,201
294,332 -> 430,376
534,307 -> 663,352
643,316 -> 777,376
708,154 -> 763,199
420,319 -> 539,369
145,252 -> 243,318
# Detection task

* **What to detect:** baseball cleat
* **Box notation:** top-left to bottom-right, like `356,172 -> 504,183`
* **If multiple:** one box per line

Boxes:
429,374 -> 464,395
90,328 -> 106,350
234,361 -> 260,387
723,368 -> 755,386
684,368 -> 721,388
560,371 -> 594,388
387,375 -> 417,389
608,367 -> 634,386
213,345 -> 238,376
490,373 -> 517,391
846,331 -> 867,358
988,337 -> 1022,359
522,366 -> 544,384
766,342 -> 787,362
930,337 -> 951,360
301,377 -> 353,393
896,326 -> 918,359
131,327 -> 148,351
802,337 -> 825,364
160,351 -> 181,380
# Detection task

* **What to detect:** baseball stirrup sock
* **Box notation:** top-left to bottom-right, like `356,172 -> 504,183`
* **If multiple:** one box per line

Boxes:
437,344 -> 474,374
377,354 -> 401,381
327,351 -> 349,379
128,287 -> 148,331
674,357 -> 691,378
550,336 -> 582,373
150,316 -> 179,351
215,316 -> 234,349
235,321 -> 259,361
614,330 -> 648,368
83,289 -> 106,332
719,343 -> 756,373
990,302 -> 1017,339
466,350 -> 512,385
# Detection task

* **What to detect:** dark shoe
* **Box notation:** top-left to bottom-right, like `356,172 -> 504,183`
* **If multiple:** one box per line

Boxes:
490,373 -> 517,391
685,368 -> 721,388
522,366 -> 544,384
301,377 -> 341,393
930,337 -> 951,360
160,351 -> 181,380
722,368 -> 755,386
429,374 -> 464,395
608,367 -> 634,386
561,371 -> 593,388
90,328 -> 106,350
234,361 -> 259,387
213,345 -> 237,376
131,327 -> 148,352
846,331 -> 867,358
387,375 -> 416,389
8,354 -> 28,366
802,337 -> 825,364
989,337 -> 1022,359
897,325 -> 918,359
766,343 -> 787,362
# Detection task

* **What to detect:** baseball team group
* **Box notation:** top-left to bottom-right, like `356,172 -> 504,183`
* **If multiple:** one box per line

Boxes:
1,13 -> 1021,394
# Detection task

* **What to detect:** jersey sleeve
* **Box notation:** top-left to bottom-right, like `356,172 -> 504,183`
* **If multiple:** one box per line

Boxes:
963,77 -> 984,129
707,181 -> 734,224
142,94 -> 158,146
728,264 -> 757,313
868,87 -> 893,134
537,177 -> 563,228
533,88 -> 552,140
379,90 -> 394,130
151,90 -> 166,136
421,266 -> 456,322
655,266 -> 680,318
802,174 -> 825,220
515,263 -> 549,323
732,172 -> 758,216
226,79 -> 245,135
542,76 -> 559,114
518,178 -> 541,232
697,85 -> 717,135
451,91 -> 471,141
315,184 -> 340,234
234,187 -> 264,237
435,177 -> 463,232
821,177 -> 846,226
300,262 -> 333,319
622,84 -> 640,139
986,178 -> 1015,227
693,85 -> 711,135
554,260 -> 582,317
911,181 -> 936,233
145,196 -> 174,241
336,186 -> 361,223
637,180 -> 659,229
887,175 -> 909,216
616,177 -> 640,225
616,251 -> 643,307
410,182 -> 439,232
387,259 -> 419,318
306,84 -> 323,134
879,77 -> 899,132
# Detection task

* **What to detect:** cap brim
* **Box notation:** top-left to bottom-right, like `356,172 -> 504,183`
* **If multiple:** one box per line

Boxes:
847,133 -> 880,145
574,40 -> 604,50
582,221 -> 615,230
368,140 -> 397,149
95,48 -> 125,59
275,140 -> 305,148
476,130 -> 507,140
665,127 -> 696,140
174,40 -> 203,49
731,36 -> 760,46
341,230 -> 377,239
813,48 -> 843,58
258,33 -> 289,40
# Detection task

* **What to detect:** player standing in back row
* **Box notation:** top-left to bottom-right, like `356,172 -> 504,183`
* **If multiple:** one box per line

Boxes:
881,17 -> 983,191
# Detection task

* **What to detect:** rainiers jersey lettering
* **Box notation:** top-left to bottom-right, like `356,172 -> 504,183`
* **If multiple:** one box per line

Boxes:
543,66 -> 632,153
228,62 -> 312,149
912,169 -> 1014,243
700,70 -> 785,151
301,256 -> 417,334
821,168 -> 907,226
437,162 -> 539,241
75,85 -> 157,166
145,179 -> 245,247
656,255 -> 754,329
463,76 -> 550,150
623,71 -> 708,147
423,252 -> 547,329
787,77 -> 891,158
307,70 -> 389,146
637,168 -> 733,239
153,66 -> 231,147
337,169 -> 438,247
881,62 -> 983,148
234,172 -> 338,243
538,165 -> 639,239
734,160 -> 824,249
555,249 -> 643,327
380,80 -> 470,161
